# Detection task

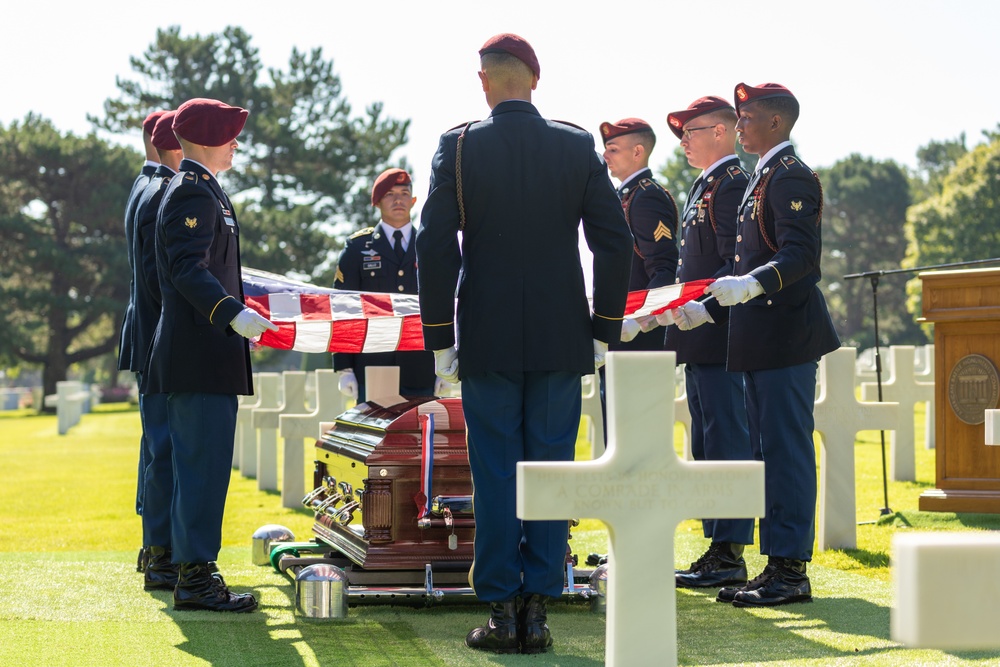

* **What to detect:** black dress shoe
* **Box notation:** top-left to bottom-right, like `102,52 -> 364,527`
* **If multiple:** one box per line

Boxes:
519,593 -> 553,654
675,542 -> 748,589
144,546 -> 179,591
137,546 -> 148,573
586,553 -> 608,567
732,557 -> 812,607
716,560 -> 779,603
466,599 -> 520,654
173,563 -> 257,612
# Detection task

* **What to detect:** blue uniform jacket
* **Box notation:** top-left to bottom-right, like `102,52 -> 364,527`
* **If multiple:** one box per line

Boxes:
724,146 -> 840,371
117,164 -> 156,372
665,157 -> 747,364
131,165 -> 176,380
610,168 -> 678,353
141,159 -> 252,395
417,100 -> 633,377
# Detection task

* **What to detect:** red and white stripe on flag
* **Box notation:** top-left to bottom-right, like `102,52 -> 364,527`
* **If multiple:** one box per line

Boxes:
242,267 -> 713,354
623,278 -> 713,318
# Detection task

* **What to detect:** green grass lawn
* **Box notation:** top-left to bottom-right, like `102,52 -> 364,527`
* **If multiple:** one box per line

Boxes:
1,404 -> 999,666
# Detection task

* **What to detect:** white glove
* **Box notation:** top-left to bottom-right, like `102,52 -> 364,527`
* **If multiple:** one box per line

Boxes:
338,370 -> 359,399
707,274 -> 764,306
655,309 -> 676,327
620,318 -> 641,342
434,347 -> 459,384
594,339 -> 608,369
672,301 -> 715,331
635,315 -> 659,333
230,308 -> 279,339
434,377 -> 452,396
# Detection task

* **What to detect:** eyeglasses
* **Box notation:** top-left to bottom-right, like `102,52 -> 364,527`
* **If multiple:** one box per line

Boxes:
682,125 -> 716,140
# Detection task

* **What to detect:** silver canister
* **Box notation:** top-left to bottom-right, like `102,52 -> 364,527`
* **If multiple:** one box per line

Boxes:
295,564 -> 350,619
251,524 -> 295,566
589,563 -> 608,614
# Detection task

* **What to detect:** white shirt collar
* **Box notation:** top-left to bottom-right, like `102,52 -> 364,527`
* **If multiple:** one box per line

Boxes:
378,220 -> 414,249
701,154 -> 739,180
618,168 -> 648,191
755,141 -> 793,173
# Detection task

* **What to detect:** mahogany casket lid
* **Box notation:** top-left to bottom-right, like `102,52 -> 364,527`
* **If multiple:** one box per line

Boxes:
318,396 -> 467,464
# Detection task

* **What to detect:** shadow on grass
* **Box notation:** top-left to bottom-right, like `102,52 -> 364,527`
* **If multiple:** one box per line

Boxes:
677,589 -> 1000,665
165,582 -> 448,667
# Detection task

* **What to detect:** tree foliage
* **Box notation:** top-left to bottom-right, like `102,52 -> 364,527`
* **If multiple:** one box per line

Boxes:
817,154 -> 921,348
91,25 -> 410,284
0,115 -> 136,396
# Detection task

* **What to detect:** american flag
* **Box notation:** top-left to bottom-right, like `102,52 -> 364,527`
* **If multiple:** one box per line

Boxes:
242,267 -> 712,354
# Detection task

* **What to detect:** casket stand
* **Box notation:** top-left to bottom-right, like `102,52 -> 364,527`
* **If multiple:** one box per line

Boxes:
269,395 -> 600,606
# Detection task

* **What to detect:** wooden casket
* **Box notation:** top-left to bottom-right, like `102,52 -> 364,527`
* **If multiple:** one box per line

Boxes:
305,396 -> 474,574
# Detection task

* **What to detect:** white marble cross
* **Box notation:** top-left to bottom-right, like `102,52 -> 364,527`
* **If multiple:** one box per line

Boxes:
580,374 -> 605,459
860,345 -> 934,481
673,364 -> 692,460
517,351 -> 765,667
239,372 -> 281,479
814,347 -> 898,550
915,344 -> 936,449
252,371 -> 307,492
278,369 -> 347,509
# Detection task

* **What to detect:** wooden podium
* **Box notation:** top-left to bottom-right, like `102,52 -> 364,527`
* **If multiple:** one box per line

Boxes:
919,268 -> 1000,513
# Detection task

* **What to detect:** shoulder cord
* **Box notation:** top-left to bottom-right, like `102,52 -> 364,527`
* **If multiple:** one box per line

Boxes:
753,169 -> 825,253
455,122 -> 475,231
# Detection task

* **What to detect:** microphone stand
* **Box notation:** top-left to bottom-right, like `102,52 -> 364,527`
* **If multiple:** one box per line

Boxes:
843,257 -> 1000,521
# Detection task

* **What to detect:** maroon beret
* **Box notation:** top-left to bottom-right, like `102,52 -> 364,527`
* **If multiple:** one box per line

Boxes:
666,96 -> 734,139
599,118 -> 653,145
734,82 -> 795,114
151,111 -> 181,151
172,98 -> 249,147
371,168 -> 412,206
142,110 -> 168,136
479,33 -> 540,80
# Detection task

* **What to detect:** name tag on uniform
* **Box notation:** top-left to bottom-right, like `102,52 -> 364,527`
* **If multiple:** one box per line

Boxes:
363,261 -> 382,270
222,210 -> 236,227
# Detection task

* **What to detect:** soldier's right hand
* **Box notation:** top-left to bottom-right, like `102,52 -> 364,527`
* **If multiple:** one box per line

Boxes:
230,308 -> 279,339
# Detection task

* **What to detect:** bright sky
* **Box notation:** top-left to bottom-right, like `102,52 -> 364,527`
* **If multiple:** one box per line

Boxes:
4,0 -> 999,191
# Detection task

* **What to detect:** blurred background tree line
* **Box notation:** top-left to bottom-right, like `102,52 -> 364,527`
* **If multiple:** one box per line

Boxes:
1,24 -> 1000,398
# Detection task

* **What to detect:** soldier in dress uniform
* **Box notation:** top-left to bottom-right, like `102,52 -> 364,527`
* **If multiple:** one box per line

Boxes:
332,168 -> 438,402
597,118 -> 678,443
662,96 -> 755,589
120,110 -> 166,551
131,110 -> 184,592
671,83 -> 840,607
142,98 -> 277,613
416,33 -> 632,654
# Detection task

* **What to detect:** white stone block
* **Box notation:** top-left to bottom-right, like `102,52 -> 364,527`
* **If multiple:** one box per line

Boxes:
986,410 -> 1000,446
892,532 -> 1000,650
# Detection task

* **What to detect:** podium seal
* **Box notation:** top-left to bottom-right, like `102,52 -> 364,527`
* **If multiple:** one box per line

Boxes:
948,353 -> 1000,425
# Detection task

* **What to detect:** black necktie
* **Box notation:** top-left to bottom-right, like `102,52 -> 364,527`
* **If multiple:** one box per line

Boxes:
393,230 -> 405,259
